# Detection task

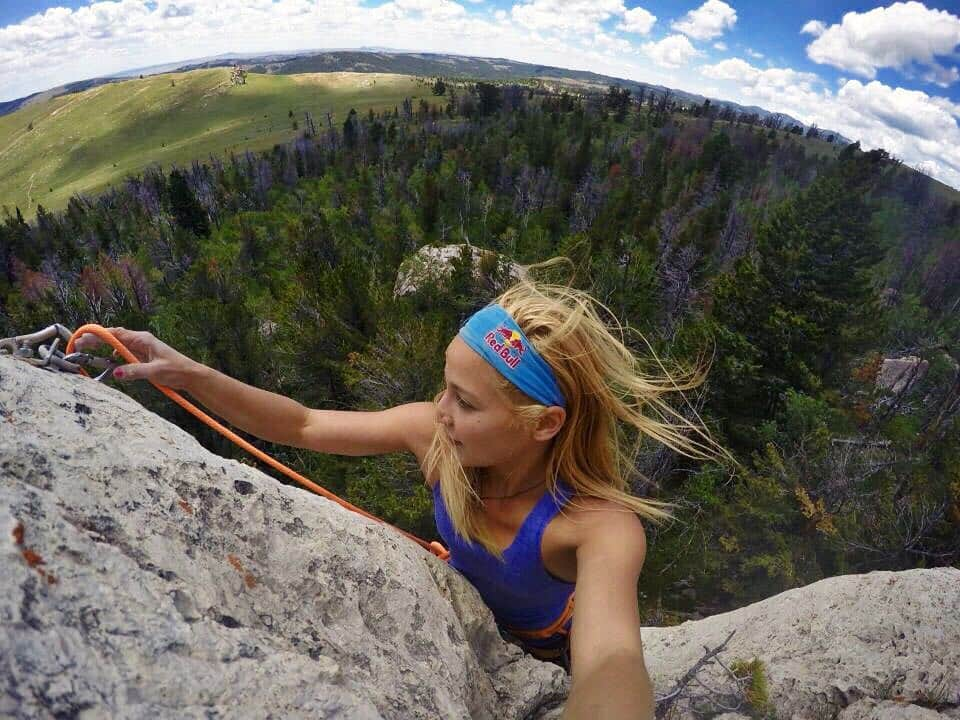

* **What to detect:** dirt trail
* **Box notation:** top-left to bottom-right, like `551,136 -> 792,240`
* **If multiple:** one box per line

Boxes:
26,172 -> 36,207
49,85 -> 106,119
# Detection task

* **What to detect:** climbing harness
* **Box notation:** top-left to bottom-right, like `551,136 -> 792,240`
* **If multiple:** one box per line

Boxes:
1,323 -> 451,562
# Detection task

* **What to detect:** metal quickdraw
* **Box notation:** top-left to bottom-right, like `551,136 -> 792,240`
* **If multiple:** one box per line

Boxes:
0,323 -> 122,382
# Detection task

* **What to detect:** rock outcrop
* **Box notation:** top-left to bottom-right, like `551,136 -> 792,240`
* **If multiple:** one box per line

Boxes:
643,568 -> 959,719
1,355 -> 568,719
2,354 -> 958,719
393,244 -> 526,298
876,356 -> 930,395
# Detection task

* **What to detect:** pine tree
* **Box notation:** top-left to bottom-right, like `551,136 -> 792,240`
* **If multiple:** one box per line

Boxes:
476,82 -> 502,117
166,168 -> 210,237
709,142 -> 889,439
343,108 -> 358,150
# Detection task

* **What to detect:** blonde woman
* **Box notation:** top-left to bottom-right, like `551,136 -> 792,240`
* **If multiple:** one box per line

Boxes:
75,265 -> 734,720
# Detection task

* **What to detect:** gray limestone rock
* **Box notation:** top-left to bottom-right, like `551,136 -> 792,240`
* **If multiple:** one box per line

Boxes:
839,698 -> 950,720
876,356 -> 930,395
393,244 -> 526,298
643,566 -> 960,719
0,355 -> 568,719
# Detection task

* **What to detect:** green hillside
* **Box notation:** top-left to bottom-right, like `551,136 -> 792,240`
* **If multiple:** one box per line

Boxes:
0,69 -> 424,218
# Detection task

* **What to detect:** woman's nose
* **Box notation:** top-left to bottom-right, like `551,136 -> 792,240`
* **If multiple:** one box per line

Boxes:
437,392 -> 453,426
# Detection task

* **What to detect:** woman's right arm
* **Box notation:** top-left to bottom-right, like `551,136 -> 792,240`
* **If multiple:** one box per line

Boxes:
75,328 -> 437,457
189,365 -> 436,455
290,401 -> 437,458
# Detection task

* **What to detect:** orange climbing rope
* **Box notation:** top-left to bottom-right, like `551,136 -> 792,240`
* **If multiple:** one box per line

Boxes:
64,324 -> 451,563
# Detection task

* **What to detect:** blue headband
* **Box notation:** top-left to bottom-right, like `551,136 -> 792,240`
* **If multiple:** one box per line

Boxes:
457,303 -> 566,408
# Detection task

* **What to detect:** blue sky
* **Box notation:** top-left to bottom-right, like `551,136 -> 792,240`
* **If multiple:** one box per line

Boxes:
468,0 -> 960,102
2,1 -> 960,188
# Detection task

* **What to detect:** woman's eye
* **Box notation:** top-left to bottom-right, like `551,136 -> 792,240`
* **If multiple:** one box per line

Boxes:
456,395 -> 472,410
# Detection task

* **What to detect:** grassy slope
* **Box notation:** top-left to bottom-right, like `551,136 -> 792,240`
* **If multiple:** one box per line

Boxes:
3,66 -> 952,220
0,69 -> 426,219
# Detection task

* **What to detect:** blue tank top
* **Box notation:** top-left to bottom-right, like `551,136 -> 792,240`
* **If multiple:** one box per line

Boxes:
432,479 -> 576,645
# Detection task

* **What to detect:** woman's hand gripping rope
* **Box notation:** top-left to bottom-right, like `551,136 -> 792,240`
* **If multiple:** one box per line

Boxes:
72,327 -> 197,388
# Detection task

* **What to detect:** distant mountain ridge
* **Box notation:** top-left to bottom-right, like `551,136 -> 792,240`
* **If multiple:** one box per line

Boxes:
0,49 -> 847,141
184,50 -> 848,142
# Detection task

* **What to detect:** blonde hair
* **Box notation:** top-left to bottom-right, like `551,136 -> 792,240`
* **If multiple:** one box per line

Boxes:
422,257 -> 739,561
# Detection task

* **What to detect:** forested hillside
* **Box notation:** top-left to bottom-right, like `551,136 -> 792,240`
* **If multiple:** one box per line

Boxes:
2,80 -> 957,622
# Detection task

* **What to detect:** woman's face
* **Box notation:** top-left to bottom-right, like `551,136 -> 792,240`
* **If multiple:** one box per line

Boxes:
436,336 -> 532,467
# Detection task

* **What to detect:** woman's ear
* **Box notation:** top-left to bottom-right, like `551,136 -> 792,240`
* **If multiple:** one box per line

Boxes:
533,406 -> 566,442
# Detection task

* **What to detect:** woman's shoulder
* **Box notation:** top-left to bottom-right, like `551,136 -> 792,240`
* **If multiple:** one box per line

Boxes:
559,492 -> 642,540
560,488 -> 621,513
541,491 -> 629,564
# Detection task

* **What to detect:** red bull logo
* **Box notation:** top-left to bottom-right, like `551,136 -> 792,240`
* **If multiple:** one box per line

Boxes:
485,326 -> 525,369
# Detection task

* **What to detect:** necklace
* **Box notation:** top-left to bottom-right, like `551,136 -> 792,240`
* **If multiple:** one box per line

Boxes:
480,477 -> 546,500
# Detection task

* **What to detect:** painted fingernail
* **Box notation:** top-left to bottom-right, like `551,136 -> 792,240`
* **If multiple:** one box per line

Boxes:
114,368 -> 125,378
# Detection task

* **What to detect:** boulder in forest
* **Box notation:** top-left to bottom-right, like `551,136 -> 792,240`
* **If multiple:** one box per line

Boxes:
393,244 -> 526,298
876,356 -> 930,395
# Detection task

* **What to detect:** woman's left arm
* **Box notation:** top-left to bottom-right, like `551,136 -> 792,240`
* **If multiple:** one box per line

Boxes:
561,505 -> 654,720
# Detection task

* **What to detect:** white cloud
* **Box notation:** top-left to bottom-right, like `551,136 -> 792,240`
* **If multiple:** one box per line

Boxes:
837,79 -> 960,186
590,30 -> 634,55
642,34 -> 703,68
746,48 -> 763,59
671,0 -> 736,41
700,57 -> 821,91
921,64 -> 960,86
805,2 -> 960,86
837,79 -> 960,141
700,56 -> 960,190
800,19 -> 826,37
713,41 -> 727,51
377,0 -> 468,22
928,95 -> 960,119
511,0 -> 626,34
618,6 -> 656,35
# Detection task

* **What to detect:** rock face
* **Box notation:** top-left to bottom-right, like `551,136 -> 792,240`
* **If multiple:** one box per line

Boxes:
643,567 -> 960,719
876,356 -> 930,395
3,354 -> 958,720
0,356 -> 568,719
393,244 -> 526,298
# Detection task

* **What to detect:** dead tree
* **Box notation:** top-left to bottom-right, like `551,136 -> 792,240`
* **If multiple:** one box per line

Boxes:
303,111 -> 318,138
655,630 -> 756,720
